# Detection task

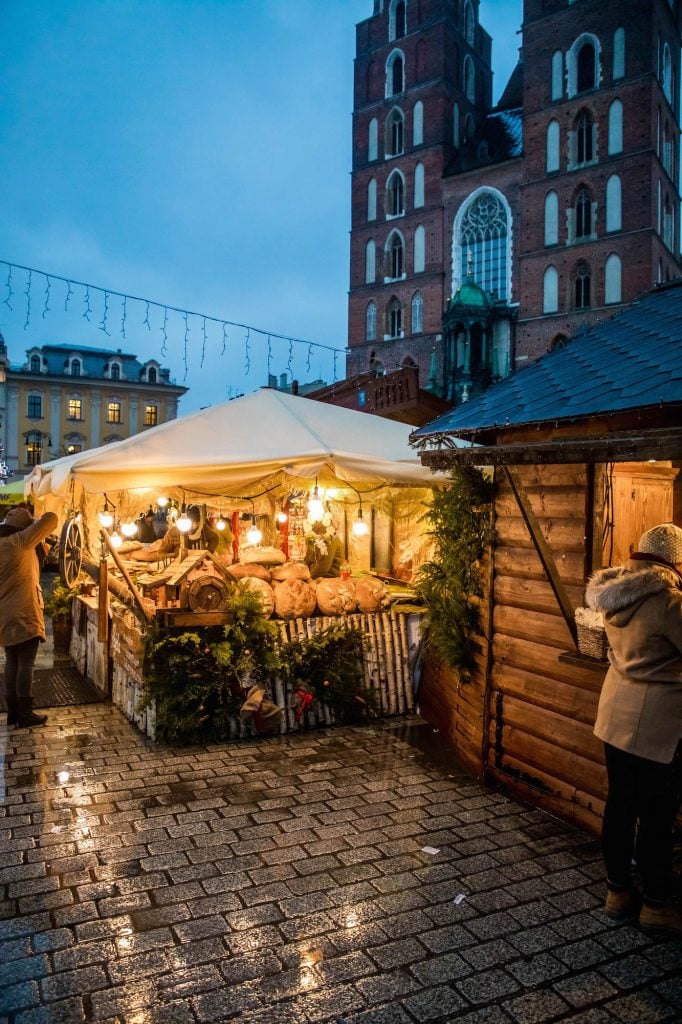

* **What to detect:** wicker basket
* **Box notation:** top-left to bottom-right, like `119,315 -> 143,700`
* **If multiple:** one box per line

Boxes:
576,622 -> 609,660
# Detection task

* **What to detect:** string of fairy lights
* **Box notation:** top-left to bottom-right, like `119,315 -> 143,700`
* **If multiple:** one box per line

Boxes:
0,259 -> 343,384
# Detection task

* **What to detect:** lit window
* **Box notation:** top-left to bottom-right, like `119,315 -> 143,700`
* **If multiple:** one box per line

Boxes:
108,401 -> 122,424
27,394 -> 42,418
66,443 -> 82,455
68,398 -> 82,420
26,433 -> 42,466
29,355 -> 40,373
574,263 -> 592,308
145,404 -> 158,426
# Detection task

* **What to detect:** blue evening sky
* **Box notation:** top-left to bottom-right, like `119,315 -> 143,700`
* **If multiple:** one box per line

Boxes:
1,0 -> 522,412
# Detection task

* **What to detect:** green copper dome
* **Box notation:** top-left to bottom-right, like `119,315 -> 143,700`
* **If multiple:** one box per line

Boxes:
449,278 -> 491,310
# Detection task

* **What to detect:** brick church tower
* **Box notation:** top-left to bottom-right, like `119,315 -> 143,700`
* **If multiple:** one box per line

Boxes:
346,0 -> 682,405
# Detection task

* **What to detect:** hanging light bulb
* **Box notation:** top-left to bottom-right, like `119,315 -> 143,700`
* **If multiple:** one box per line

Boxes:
98,498 -> 114,529
215,510 -> 227,531
176,505 -> 192,533
120,521 -> 138,538
110,531 -> 123,549
246,516 -> 262,545
276,508 -> 288,524
352,506 -> 369,537
307,482 -> 324,521
157,496 -> 169,508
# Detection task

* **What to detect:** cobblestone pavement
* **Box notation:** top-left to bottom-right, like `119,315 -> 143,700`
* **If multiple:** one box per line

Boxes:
1,705 -> 680,1024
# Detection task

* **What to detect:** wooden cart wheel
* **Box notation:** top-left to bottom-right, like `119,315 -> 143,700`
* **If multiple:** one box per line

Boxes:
59,516 -> 83,587
187,575 -> 229,612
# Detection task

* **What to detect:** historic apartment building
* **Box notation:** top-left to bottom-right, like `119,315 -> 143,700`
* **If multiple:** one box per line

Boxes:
347,0 -> 682,406
0,336 -> 187,478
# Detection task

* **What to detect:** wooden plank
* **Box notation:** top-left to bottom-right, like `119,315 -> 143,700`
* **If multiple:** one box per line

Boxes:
495,487 -> 586,519
495,518 -> 586,552
497,693 -> 604,762
102,531 -> 152,624
493,634 -> 606,691
503,467 -> 578,645
491,662 -> 599,726
493,604 -> 575,649
486,762 -> 603,836
97,559 -> 109,644
155,609 -> 233,627
489,721 -> 606,800
494,575 -> 584,615
494,545 -> 585,584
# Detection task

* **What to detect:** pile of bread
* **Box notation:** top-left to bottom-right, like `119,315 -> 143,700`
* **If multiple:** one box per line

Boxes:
230,561 -> 391,619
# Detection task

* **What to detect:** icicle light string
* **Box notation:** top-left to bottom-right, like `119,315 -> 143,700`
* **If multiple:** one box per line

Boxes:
1,258 -> 343,376
42,276 -> 51,320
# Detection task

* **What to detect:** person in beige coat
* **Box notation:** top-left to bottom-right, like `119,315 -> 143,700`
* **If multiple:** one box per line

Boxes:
0,507 -> 59,727
586,522 -> 682,936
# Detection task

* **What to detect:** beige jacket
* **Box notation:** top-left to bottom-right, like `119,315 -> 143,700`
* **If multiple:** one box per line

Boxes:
0,512 -> 59,647
586,558 -> 682,764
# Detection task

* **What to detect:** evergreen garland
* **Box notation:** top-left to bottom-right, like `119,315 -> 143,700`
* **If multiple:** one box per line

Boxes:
415,466 -> 493,678
280,623 -> 375,724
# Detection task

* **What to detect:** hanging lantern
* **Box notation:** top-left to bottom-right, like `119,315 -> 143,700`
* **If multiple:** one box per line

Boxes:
307,483 -> 324,521
246,516 -> 262,545
120,521 -> 138,538
352,506 -> 369,537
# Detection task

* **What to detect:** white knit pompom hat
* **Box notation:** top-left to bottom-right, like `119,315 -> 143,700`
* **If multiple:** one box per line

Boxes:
638,523 -> 682,565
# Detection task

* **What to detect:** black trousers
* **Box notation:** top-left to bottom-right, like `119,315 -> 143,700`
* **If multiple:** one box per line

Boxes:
3,637 -> 41,722
602,742 -> 681,903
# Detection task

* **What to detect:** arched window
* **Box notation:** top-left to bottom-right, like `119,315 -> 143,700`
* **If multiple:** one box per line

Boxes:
606,174 -> 622,232
389,0 -> 406,41
387,231 -> 405,278
367,178 -> 377,221
544,191 -> 559,246
662,42 -> 672,102
605,254 -> 622,304
546,119 -> 560,172
464,113 -> 475,138
29,354 -> 40,373
608,99 -> 623,155
110,362 -> 121,380
26,432 -> 42,467
663,194 -> 674,249
663,119 -> 673,175
365,239 -> 376,284
551,50 -> 563,100
574,263 -> 591,308
414,225 -> 425,272
366,301 -> 377,341
613,27 -> 625,79
386,50 -> 405,96
70,358 -> 81,376
453,102 -> 460,147
386,108 -> 404,156
413,100 -> 424,146
386,170 -> 405,216
551,334 -> 568,350
577,40 -> 596,92
464,55 -> 475,103
411,291 -> 424,333
368,118 -> 378,161
414,162 -> 425,207
543,266 -> 559,313
575,188 -> 593,239
387,297 -> 403,338
576,109 -> 595,164
455,189 -> 511,300
464,1 -> 475,45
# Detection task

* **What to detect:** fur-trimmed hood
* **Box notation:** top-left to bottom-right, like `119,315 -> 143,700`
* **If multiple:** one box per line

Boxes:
586,560 -> 682,626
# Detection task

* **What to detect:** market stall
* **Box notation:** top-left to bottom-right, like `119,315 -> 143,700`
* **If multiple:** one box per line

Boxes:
27,389 -> 452,741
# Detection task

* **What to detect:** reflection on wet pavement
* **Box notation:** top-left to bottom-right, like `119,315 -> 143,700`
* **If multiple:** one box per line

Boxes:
0,704 -> 680,1023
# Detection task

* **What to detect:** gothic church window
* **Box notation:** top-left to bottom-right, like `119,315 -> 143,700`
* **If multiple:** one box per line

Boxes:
414,162 -> 425,207
577,41 -> 596,92
456,190 -> 510,300
386,231 -> 405,278
608,100 -> 623,155
605,254 -> 622,304
546,119 -> 560,172
575,188 -> 593,239
576,110 -> 594,164
367,178 -> 377,221
386,170 -> 405,216
386,108 -> 404,156
567,34 -> 601,98
368,118 -> 378,161
464,55 -> 475,103
663,194 -> 674,249
366,301 -> 377,341
387,297 -> 403,337
543,266 -> 559,313
414,225 -> 425,272
365,240 -> 376,283
551,50 -> 563,101
606,174 -> 622,232
663,119 -> 673,175
389,0 -> 406,41
544,191 -> 559,246
386,50 -> 405,96
574,263 -> 591,308
413,100 -> 424,145
411,291 -> 423,333
464,1 -> 475,46
453,102 -> 460,147
662,43 -> 673,102
613,28 -> 625,80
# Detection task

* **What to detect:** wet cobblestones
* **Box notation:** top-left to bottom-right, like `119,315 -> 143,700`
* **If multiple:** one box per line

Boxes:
0,705 -> 680,1023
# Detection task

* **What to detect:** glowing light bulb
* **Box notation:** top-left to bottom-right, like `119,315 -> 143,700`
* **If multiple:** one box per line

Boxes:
98,509 -> 114,529
276,510 -> 288,524
307,484 -> 324,521
121,521 -> 138,538
246,525 -> 262,545
216,515 -> 227,531
352,508 -> 369,537
110,532 -> 123,549
176,511 -> 192,533
157,496 -> 169,508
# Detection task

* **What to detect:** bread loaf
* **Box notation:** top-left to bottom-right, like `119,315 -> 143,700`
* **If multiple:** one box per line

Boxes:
316,578 -> 357,615
239,577 -> 275,618
229,563 -> 271,581
270,563 -> 311,582
356,577 -> 392,612
274,578 -> 316,619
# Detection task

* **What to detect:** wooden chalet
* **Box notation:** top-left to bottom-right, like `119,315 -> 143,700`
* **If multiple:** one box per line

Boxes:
411,280 -> 682,834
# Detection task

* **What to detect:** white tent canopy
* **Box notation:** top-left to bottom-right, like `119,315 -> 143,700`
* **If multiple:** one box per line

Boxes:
26,389 -> 459,499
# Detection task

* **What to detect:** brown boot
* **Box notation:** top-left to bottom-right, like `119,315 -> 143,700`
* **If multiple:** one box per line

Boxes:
639,902 -> 682,936
604,889 -> 639,920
